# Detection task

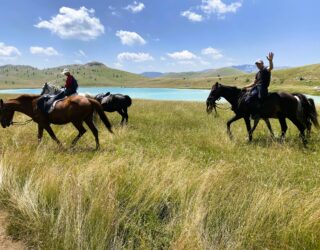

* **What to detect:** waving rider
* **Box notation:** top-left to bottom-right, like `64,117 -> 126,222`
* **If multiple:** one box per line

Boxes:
243,52 -> 274,119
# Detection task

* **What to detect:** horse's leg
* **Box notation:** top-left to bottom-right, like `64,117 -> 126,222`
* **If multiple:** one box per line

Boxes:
123,107 -> 129,123
44,125 -> 62,146
244,117 -> 252,141
306,119 -> 312,138
279,116 -> 288,142
263,118 -> 275,138
249,118 -> 260,141
38,125 -> 44,143
288,117 -> 307,146
71,122 -> 86,147
226,115 -> 241,139
117,110 -> 125,125
85,117 -> 100,150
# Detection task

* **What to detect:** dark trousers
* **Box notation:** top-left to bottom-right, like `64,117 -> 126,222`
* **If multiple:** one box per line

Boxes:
246,85 -> 268,118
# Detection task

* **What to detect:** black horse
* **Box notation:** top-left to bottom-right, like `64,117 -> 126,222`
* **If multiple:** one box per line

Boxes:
206,82 -> 319,145
91,92 -> 132,125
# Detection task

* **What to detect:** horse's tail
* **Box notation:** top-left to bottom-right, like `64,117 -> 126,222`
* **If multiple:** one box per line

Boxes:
294,93 -> 319,130
88,99 -> 113,134
307,98 -> 319,129
124,95 -> 132,107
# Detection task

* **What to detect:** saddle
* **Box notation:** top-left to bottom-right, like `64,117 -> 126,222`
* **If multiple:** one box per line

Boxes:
37,94 -> 67,114
95,92 -> 110,102
101,94 -> 114,105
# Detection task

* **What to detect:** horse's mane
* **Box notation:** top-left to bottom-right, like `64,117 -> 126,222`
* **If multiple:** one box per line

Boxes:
219,83 -> 242,92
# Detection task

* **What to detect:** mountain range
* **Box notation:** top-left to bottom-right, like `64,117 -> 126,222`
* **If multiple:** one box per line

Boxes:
140,64 -> 291,78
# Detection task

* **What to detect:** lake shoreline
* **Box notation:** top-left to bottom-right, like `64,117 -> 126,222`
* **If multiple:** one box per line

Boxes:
1,86 -> 320,103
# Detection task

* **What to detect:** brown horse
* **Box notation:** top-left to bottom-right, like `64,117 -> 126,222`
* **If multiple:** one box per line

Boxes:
0,94 -> 113,149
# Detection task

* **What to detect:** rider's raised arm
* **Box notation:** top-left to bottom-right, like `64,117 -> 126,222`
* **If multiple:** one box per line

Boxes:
266,52 -> 274,72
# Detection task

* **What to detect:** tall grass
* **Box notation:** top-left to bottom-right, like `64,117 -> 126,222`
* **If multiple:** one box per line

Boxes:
0,99 -> 320,249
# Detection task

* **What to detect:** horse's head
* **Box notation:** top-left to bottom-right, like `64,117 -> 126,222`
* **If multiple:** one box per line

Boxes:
41,82 -> 61,95
206,82 -> 222,114
0,99 -> 14,128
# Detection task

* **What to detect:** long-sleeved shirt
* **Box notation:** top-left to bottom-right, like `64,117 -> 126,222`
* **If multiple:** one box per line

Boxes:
65,75 -> 75,89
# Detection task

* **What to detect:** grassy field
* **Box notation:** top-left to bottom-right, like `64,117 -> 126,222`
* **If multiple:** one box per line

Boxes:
0,97 -> 320,249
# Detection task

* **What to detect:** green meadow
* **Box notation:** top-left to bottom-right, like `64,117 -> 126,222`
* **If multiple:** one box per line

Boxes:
0,98 -> 320,249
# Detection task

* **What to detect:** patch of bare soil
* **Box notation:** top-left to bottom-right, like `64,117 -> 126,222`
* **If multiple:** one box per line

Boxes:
0,211 -> 26,250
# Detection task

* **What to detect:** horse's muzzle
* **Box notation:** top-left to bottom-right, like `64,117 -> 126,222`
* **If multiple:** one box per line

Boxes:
206,99 -> 216,114
1,119 -> 11,128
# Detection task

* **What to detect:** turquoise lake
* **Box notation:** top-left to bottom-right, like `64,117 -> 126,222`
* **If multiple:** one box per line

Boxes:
0,87 -> 319,103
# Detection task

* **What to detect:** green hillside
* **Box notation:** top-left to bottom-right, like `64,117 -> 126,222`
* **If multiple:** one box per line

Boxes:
162,67 -> 245,79
0,62 -> 147,89
135,64 -> 320,93
220,63 -> 320,94
0,63 -> 320,95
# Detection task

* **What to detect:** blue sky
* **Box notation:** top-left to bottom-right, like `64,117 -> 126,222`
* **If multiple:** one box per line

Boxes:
0,0 -> 319,73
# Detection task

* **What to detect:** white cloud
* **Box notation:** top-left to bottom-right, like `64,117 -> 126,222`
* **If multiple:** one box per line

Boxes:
201,0 -> 242,15
125,1 -> 145,13
201,47 -> 223,59
30,46 -> 59,56
116,30 -> 146,46
117,52 -> 154,62
74,59 -> 83,64
0,42 -> 21,58
181,10 -> 204,22
167,50 -> 197,60
34,6 -> 104,41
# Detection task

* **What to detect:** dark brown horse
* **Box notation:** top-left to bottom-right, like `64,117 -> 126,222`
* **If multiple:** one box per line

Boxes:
88,92 -> 132,125
0,94 -> 113,149
206,82 -> 319,145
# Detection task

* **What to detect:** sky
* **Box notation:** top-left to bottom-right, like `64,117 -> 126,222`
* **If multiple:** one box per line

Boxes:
0,0 -> 319,73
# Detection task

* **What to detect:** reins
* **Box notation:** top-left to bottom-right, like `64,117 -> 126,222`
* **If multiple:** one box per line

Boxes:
215,103 -> 231,110
10,119 -> 33,126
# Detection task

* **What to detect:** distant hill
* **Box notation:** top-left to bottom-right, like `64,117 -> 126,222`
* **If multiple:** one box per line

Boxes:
232,64 -> 257,73
0,62 -> 319,95
161,67 -> 246,79
140,72 -> 164,78
232,64 -> 291,73
0,62 -> 146,89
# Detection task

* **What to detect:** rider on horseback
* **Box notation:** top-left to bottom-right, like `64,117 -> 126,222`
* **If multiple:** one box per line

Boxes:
38,68 -> 79,114
242,52 -> 274,119
61,68 -> 78,96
